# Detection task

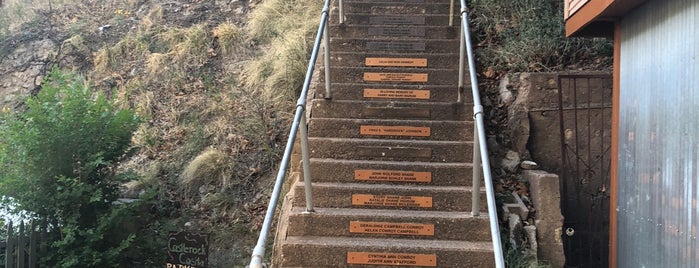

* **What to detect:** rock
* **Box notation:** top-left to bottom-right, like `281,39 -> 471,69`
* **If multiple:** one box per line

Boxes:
498,75 -> 514,105
520,160 -> 539,170
501,150 -> 521,172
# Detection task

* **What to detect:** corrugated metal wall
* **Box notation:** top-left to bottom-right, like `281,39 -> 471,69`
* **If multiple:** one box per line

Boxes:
618,0 -> 699,267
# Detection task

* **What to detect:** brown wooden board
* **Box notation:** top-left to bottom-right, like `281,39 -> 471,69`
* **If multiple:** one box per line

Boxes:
365,58 -> 427,67
364,73 -> 428,82
368,27 -> 426,37
363,107 -> 431,118
369,16 -> 425,25
355,170 -> 432,183
352,194 -> 433,208
360,125 -> 431,137
367,41 -> 426,51
356,146 -> 432,158
349,221 -> 435,236
347,252 -> 437,266
364,89 -> 431,100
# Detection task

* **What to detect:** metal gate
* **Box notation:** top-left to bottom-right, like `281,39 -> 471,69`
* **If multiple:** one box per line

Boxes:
557,74 -> 612,268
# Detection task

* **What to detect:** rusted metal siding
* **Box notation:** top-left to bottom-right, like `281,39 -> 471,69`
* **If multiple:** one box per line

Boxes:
618,0 -> 699,267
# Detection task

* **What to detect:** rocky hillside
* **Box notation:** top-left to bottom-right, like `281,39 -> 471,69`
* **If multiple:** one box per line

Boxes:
1,0 -> 324,266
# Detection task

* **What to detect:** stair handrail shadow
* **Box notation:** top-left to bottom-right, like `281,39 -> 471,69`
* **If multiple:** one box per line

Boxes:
458,0 -> 505,267
247,0 -> 332,266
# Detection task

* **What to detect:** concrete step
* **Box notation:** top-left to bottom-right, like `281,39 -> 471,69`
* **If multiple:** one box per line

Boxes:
331,13 -> 454,26
329,25 -> 459,39
313,83 -> 463,102
286,207 -> 491,241
331,38 -> 460,53
321,67 -> 459,85
279,236 -> 495,267
329,52 -> 461,69
292,182 -> 485,211
308,137 -> 473,162
341,2 -> 453,15
309,99 -> 471,120
308,158 -> 475,186
308,118 -> 472,141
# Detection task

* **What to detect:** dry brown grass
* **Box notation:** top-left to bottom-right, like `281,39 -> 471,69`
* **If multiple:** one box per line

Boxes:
180,149 -> 234,196
212,21 -> 243,57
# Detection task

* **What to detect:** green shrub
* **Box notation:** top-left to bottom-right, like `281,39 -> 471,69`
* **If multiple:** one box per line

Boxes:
0,69 -> 140,267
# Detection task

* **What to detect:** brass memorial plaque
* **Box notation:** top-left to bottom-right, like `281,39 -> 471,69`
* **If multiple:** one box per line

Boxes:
349,221 -> 435,236
360,125 -> 431,137
347,252 -> 437,266
351,194 -> 433,208
364,73 -> 428,82
365,58 -> 427,67
363,89 -> 430,100
368,27 -> 426,37
367,42 -> 426,51
354,170 -> 432,183
370,17 -> 425,25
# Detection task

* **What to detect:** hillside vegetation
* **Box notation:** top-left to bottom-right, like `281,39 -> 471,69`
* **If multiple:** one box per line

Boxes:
0,0 -> 610,266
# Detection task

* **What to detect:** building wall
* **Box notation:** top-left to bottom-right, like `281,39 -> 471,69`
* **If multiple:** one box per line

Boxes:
618,0 -> 699,267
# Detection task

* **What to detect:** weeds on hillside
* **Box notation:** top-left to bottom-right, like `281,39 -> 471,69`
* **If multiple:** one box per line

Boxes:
470,0 -> 612,73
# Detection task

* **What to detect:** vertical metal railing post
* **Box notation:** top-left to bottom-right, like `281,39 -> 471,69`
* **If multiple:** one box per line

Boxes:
458,28 -> 465,103
248,1 -> 330,266
323,20 -> 332,99
299,113 -> 314,212
459,1 -> 505,267
449,0 -> 455,26
471,125 -> 482,216
338,0 -> 344,24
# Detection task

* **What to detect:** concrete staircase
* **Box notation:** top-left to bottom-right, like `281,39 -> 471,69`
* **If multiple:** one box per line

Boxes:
273,0 -> 495,266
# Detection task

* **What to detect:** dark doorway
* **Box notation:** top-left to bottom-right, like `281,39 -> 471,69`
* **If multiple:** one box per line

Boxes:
557,74 -> 612,268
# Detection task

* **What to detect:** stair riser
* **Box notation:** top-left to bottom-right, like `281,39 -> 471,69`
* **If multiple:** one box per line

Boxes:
308,138 -> 473,162
329,53 -> 462,70
329,26 -> 458,39
313,84 -> 463,102
320,68 -> 459,85
310,100 -> 471,120
308,160 -> 474,186
287,213 -> 491,241
331,39 -> 460,53
308,119 -> 472,141
341,3 -> 453,15
281,244 -> 495,267
292,184 -> 486,211
331,14 -> 453,25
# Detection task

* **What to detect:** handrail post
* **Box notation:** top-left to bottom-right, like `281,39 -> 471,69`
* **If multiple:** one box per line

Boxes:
323,19 -> 332,99
471,124 -> 481,217
299,112 -> 315,212
458,26 -> 465,103
338,0 -> 344,24
449,0 -> 455,26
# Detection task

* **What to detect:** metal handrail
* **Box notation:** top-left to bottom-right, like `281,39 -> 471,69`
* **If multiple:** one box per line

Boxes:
458,0 -> 506,267
248,0 -> 331,266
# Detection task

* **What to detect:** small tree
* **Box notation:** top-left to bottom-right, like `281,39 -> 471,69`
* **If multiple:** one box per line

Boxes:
0,69 -> 140,267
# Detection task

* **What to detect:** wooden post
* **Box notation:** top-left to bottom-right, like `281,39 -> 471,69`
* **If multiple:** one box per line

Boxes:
5,221 -> 14,268
17,221 -> 25,268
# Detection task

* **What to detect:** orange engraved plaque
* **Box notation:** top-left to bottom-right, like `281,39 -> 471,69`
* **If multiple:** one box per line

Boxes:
360,125 -> 431,137
347,252 -> 437,266
364,72 -> 428,82
349,221 -> 435,236
352,194 -> 432,208
355,170 -> 431,183
365,58 -> 427,67
364,89 -> 430,100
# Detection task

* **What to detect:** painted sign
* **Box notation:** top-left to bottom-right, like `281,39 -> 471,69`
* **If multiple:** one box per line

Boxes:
166,231 -> 209,268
